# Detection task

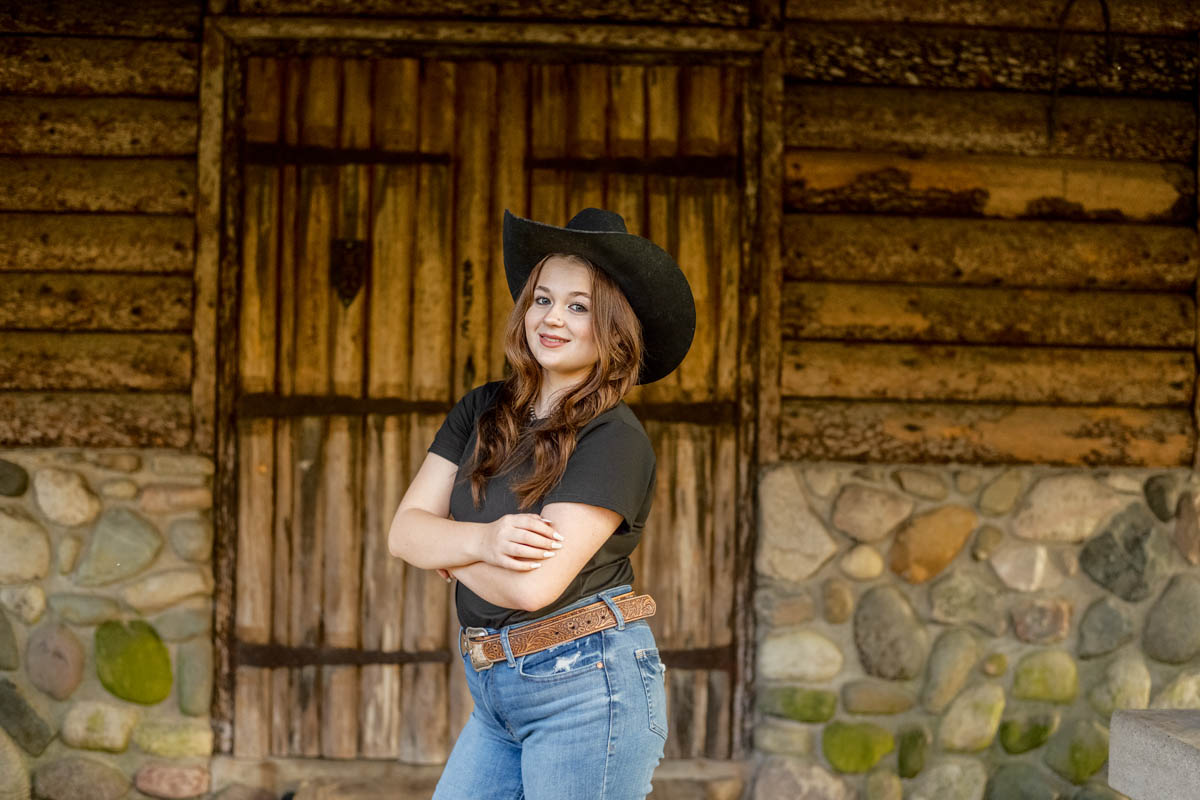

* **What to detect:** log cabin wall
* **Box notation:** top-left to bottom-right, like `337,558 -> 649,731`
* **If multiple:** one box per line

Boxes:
0,1 -> 203,447
779,0 -> 1200,467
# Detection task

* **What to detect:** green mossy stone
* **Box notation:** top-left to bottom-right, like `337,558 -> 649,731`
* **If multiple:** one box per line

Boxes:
758,687 -> 837,723
982,653 -> 1008,676
822,720 -> 894,774
1000,712 -> 1060,754
898,727 -> 928,778
1013,650 -> 1078,704
94,620 -> 172,705
1044,719 -> 1109,785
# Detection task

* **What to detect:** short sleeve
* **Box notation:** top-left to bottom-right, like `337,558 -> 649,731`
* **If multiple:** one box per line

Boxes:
428,383 -> 497,464
542,420 -> 656,528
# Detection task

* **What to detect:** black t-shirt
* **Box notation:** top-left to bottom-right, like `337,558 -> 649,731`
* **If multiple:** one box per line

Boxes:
427,381 -> 657,628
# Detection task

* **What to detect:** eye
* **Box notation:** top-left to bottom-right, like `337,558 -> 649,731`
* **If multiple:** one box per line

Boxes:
533,295 -> 550,306
569,302 -> 589,313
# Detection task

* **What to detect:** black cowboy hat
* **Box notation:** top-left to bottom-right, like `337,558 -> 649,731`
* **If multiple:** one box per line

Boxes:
502,208 -> 696,385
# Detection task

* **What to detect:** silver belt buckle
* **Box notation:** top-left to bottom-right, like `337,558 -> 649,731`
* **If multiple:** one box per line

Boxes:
463,627 -> 493,671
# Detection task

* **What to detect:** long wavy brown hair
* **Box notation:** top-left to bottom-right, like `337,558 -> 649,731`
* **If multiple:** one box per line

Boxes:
466,253 -> 644,509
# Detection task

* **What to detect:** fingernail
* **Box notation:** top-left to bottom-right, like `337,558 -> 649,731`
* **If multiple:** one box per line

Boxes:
543,551 -> 555,558
444,576 -> 453,584
551,542 -> 563,549
553,532 -> 564,541
531,562 -> 542,569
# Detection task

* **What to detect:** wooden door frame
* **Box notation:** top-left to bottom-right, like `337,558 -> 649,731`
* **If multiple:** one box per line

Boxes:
195,15 -> 783,757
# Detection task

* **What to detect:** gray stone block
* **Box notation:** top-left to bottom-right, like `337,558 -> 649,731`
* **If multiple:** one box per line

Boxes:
1110,709 -> 1200,800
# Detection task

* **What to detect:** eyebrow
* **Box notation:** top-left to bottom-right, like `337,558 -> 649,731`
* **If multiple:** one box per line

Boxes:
534,285 -> 591,298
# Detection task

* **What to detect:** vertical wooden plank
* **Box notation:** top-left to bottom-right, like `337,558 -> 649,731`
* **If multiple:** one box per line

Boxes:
566,63 -> 607,214
360,56 -> 419,761
530,64 -> 567,227
672,426 -> 706,650
715,67 -> 742,404
706,668 -> 732,759
644,423 -> 676,649
271,56 -> 303,757
757,41 -> 783,463
606,64 -> 647,406
400,413 -> 451,764
289,56 -> 340,757
676,66 -> 720,404
233,56 -> 282,761
410,60 -> 456,403
642,65 -> 681,404
489,61 -> 528,381
319,57 -> 369,760
453,61 -> 496,398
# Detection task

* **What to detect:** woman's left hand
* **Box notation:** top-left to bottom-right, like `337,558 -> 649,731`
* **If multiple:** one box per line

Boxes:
437,568 -> 453,583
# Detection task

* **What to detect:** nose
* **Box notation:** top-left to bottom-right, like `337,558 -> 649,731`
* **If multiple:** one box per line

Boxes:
544,304 -> 565,326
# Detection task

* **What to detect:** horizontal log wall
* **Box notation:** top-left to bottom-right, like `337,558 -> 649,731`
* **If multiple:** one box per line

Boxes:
780,7 -> 1200,466
0,1 -> 201,447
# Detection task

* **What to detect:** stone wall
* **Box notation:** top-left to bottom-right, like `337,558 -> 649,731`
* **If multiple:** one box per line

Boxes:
0,450 -> 215,800
751,463 -> 1200,800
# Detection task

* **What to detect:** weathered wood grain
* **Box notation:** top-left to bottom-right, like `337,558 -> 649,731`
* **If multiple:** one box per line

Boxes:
0,391 -> 190,447
782,341 -> 1193,406
0,37 -> 199,96
288,416 -> 326,756
785,24 -> 1196,97
0,158 -> 195,214
410,61 -> 455,403
714,67 -> 741,405
236,0 -> 750,25
359,415 -> 407,759
781,282 -> 1194,348
191,16 -> 227,456
785,0 -> 1200,36
321,58 -> 369,760
368,59 -> 418,399
676,67 -> 721,404
783,215 -> 1200,290
639,64 -> 681,405
239,167 -> 280,393
0,97 -> 196,156
0,0 -> 202,38
489,60 -> 527,381
785,151 -> 1194,223
234,666 -> 272,759
785,86 -> 1196,163
234,417 -> 276,758
780,399 -> 1193,466
756,39 -> 784,468
0,273 -> 192,331
453,61 -> 496,398
566,63 -> 607,213
0,332 -> 190,391
529,63 -> 568,231
0,213 -> 193,273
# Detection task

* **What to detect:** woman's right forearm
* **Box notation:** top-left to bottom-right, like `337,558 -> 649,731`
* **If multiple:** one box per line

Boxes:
387,508 -> 486,570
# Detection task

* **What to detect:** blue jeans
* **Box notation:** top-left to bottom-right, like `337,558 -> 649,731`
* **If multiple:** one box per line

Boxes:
433,585 -> 668,800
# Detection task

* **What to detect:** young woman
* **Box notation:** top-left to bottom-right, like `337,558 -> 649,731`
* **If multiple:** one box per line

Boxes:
388,207 -> 695,800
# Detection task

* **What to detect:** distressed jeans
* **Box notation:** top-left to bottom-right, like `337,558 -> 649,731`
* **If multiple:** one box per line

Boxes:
432,585 -> 668,800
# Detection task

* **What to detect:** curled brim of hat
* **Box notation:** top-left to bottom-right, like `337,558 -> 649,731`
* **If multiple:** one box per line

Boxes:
502,208 -> 697,385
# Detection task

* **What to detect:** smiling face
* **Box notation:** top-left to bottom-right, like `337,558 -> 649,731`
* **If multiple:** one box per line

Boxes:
523,255 -> 599,387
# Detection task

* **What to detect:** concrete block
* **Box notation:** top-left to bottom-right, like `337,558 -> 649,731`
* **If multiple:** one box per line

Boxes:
1110,709 -> 1200,800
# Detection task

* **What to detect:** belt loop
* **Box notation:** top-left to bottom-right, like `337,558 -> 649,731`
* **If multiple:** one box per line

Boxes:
499,626 -> 518,668
457,626 -> 465,658
601,594 -> 626,631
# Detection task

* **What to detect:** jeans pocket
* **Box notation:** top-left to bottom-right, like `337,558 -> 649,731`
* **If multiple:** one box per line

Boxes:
636,648 -> 668,740
517,633 -> 605,682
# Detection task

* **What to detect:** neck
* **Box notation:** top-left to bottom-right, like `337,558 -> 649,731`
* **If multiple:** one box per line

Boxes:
536,371 -> 586,417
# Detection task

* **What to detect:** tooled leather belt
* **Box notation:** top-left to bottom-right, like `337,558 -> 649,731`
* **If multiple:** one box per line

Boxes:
460,592 -> 656,671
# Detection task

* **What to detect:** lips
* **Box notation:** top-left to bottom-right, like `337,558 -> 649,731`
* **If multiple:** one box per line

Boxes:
538,333 -> 569,348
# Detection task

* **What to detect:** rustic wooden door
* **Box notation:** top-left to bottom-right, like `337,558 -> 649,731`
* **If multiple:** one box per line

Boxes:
230,53 -> 748,763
